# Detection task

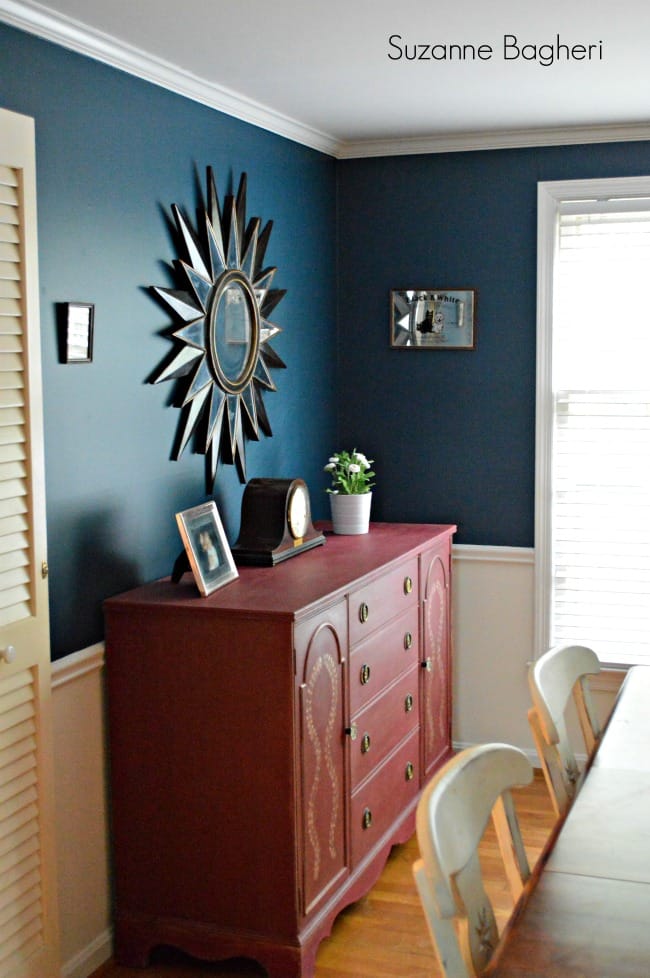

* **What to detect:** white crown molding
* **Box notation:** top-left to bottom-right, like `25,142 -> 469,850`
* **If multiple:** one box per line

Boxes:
338,121 -> 650,159
3,0 -> 650,159
0,0 -> 340,156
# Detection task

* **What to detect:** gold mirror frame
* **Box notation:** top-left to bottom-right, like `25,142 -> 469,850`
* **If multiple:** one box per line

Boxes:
151,169 -> 285,487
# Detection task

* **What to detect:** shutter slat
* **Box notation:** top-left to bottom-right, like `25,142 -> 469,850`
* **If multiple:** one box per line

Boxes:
0,431 -> 26,453
0,603 -> 31,627
0,336 -> 23,356
0,316 -> 23,336
0,281 -> 20,301
0,261 -> 19,282
0,805 -> 38,854
0,566 -> 29,594
0,514 -> 28,538
0,444 -> 25,464
0,221 -> 19,245
0,202 -> 18,225
0,165 -> 19,189
0,532 -> 28,556
0,372 -> 25,392
0,352 -> 23,374
0,459 -> 27,480
0,407 -> 25,428
0,480 -> 27,501
0,243 -> 19,263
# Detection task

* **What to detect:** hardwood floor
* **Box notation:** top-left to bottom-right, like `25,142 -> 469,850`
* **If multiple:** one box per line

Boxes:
90,772 -> 555,978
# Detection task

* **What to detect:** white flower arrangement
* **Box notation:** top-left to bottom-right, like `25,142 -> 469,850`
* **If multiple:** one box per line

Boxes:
324,449 -> 375,495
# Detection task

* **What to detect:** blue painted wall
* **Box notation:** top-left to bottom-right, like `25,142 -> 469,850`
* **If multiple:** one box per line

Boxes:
5,18 -> 650,656
337,143 -> 650,546
0,22 -> 337,658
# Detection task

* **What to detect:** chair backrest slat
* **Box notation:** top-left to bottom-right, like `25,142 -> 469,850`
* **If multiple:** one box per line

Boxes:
528,643 -> 601,818
413,743 -> 533,977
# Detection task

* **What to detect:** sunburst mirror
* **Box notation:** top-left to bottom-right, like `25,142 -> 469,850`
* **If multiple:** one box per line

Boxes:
151,169 -> 286,487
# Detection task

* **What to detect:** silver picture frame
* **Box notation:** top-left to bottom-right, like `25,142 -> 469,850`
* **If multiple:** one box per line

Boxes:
176,501 -> 238,596
390,288 -> 477,350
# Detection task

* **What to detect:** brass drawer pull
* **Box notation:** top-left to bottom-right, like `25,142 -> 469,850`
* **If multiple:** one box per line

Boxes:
403,576 -> 413,595
404,631 -> 413,650
361,733 -> 371,754
345,723 -> 358,740
362,807 -> 373,830
405,762 -> 415,782
360,663 -> 371,685
359,602 -> 369,624
405,694 -> 414,713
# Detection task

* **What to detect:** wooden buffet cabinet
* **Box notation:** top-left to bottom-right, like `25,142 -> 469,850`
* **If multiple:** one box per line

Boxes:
104,522 -> 455,977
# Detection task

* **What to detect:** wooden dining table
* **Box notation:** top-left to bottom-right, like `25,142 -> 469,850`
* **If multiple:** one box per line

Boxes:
488,665 -> 650,978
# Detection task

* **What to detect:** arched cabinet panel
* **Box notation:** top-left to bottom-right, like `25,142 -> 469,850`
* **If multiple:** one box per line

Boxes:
295,609 -> 348,915
421,543 -> 453,778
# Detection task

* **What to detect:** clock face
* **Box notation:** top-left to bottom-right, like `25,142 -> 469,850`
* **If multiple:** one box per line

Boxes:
288,483 -> 309,539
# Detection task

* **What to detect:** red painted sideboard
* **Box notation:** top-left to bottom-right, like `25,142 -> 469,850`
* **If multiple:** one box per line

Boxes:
104,522 -> 455,977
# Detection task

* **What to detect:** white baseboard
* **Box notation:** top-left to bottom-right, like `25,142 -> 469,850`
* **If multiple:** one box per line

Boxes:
60,927 -> 112,978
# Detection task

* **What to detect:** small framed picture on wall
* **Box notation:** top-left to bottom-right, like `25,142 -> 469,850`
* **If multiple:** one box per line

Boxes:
390,288 -> 476,350
58,302 -> 95,363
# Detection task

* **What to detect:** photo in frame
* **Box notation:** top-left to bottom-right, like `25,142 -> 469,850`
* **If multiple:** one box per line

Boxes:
175,501 -> 238,596
390,289 -> 476,350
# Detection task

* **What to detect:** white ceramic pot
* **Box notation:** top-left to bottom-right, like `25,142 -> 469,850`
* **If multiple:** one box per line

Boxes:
329,492 -> 372,535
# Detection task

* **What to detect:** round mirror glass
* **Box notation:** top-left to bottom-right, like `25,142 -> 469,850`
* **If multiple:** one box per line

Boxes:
208,273 -> 260,393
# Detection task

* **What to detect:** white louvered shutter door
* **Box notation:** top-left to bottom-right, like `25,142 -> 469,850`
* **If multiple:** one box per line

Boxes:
0,108 -> 60,978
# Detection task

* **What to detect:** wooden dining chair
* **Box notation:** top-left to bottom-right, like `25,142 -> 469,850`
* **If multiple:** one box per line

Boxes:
413,743 -> 533,978
528,643 -> 601,818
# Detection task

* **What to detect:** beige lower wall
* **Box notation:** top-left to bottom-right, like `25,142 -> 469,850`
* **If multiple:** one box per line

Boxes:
452,545 -> 537,751
50,546 -> 623,977
51,645 -> 112,978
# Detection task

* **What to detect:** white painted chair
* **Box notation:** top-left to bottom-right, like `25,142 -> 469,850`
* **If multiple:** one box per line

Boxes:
528,643 -> 601,818
413,744 -> 533,978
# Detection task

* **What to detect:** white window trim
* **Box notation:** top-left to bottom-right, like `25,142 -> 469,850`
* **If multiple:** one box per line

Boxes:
535,175 -> 650,662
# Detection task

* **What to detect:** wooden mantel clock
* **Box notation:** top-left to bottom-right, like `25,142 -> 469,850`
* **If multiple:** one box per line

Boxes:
232,477 -> 325,565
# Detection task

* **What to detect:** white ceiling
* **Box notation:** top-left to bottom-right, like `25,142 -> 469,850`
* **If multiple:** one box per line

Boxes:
3,0 -> 650,156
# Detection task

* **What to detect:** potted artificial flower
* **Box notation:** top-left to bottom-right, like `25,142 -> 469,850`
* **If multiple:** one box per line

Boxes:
324,449 -> 375,534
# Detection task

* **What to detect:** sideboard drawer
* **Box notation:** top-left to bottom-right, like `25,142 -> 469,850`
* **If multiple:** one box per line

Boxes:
349,667 -> 419,788
349,604 -> 419,715
350,729 -> 420,867
348,557 -> 419,646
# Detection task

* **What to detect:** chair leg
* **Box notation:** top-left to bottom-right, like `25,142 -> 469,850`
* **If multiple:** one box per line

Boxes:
527,707 -> 569,819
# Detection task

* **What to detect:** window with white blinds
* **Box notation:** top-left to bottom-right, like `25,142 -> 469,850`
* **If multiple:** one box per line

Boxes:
551,198 -> 650,666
